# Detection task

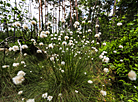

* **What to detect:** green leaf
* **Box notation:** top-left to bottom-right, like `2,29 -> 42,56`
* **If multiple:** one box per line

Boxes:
8,15 -> 11,19
6,3 -> 11,7
135,64 -> 138,67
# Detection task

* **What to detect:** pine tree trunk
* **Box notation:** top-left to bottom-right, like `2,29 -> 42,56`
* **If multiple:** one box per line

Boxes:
113,0 -> 116,16
88,7 -> 92,20
53,3 -> 55,33
62,0 -> 63,18
59,0 -> 60,28
75,0 -> 78,21
45,0 -> 47,30
95,0 -> 101,46
64,0 -> 65,19
70,0 -> 72,29
72,0 -> 74,13
39,0 -> 41,30
40,0 -> 43,30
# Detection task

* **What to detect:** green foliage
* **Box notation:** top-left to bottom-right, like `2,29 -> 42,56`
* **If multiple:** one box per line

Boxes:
99,18 -> 138,101
1,0 -> 138,101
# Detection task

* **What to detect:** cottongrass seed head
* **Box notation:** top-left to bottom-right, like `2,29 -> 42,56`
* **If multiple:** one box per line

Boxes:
42,92 -> 48,99
47,96 -> 53,101
88,80 -> 93,84
100,90 -> 106,96
26,99 -> 35,102
128,70 -> 137,81
12,75 -> 25,85
103,68 -> 109,73
17,70 -> 26,76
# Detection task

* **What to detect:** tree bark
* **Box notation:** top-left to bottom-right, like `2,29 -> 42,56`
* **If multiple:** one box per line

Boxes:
113,0 -> 116,16
75,0 -> 78,21
88,6 -> 92,20
39,0 -> 41,30
70,0 -> 72,29
53,3 -> 55,33
40,0 -> 43,30
64,0 -> 65,19
62,0 -> 63,18
59,0 -> 60,27
72,0 -> 74,13
45,0 -> 47,30
14,0 -> 17,43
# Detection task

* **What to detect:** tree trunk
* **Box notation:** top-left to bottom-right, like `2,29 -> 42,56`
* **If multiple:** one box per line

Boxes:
53,3 -> 55,33
95,0 -> 101,46
88,6 -> 92,20
75,0 -> 78,21
47,2 -> 48,23
40,0 -> 43,30
39,0 -> 41,30
62,0 -> 63,18
45,0 -> 47,30
14,0 -> 17,43
64,0 -> 65,19
113,0 -> 116,16
72,0 -> 74,13
59,0 -> 60,27
70,0 -> 72,29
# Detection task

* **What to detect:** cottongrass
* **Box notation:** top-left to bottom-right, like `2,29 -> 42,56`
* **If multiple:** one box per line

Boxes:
31,20 -> 36,25
39,42 -> 44,46
100,90 -> 106,96
117,22 -> 122,26
22,45 -> 28,49
21,61 -> 25,64
37,50 -> 42,53
95,24 -> 99,27
50,57 -> 54,61
47,96 -> 53,101
103,68 -> 109,73
95,34 -> 100,38
88,80 -> 93,84
15,22 -> 21,27
128,70 -> 137,81
2,65 -> 9,68
40,33 -> 47,38
12,45 -> 19,51
113,50 -> 117,53
48,43 -> 54,49
13,63 -> 19,67
42,92 -> 48,99
12,75 -> 25,85
17,70 -> 26,76
23,24 -> 28,29
24,53 -> 27,56
58,93 -> 62,97
61,61 -> 65,65
103,43 -> 106,46
62,41 -> 67,46
26,99 -> 35,102
18,91 -> 23,95
102,56 -> 110,63
75,90 -> 78,93
119,45 -> 123,49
